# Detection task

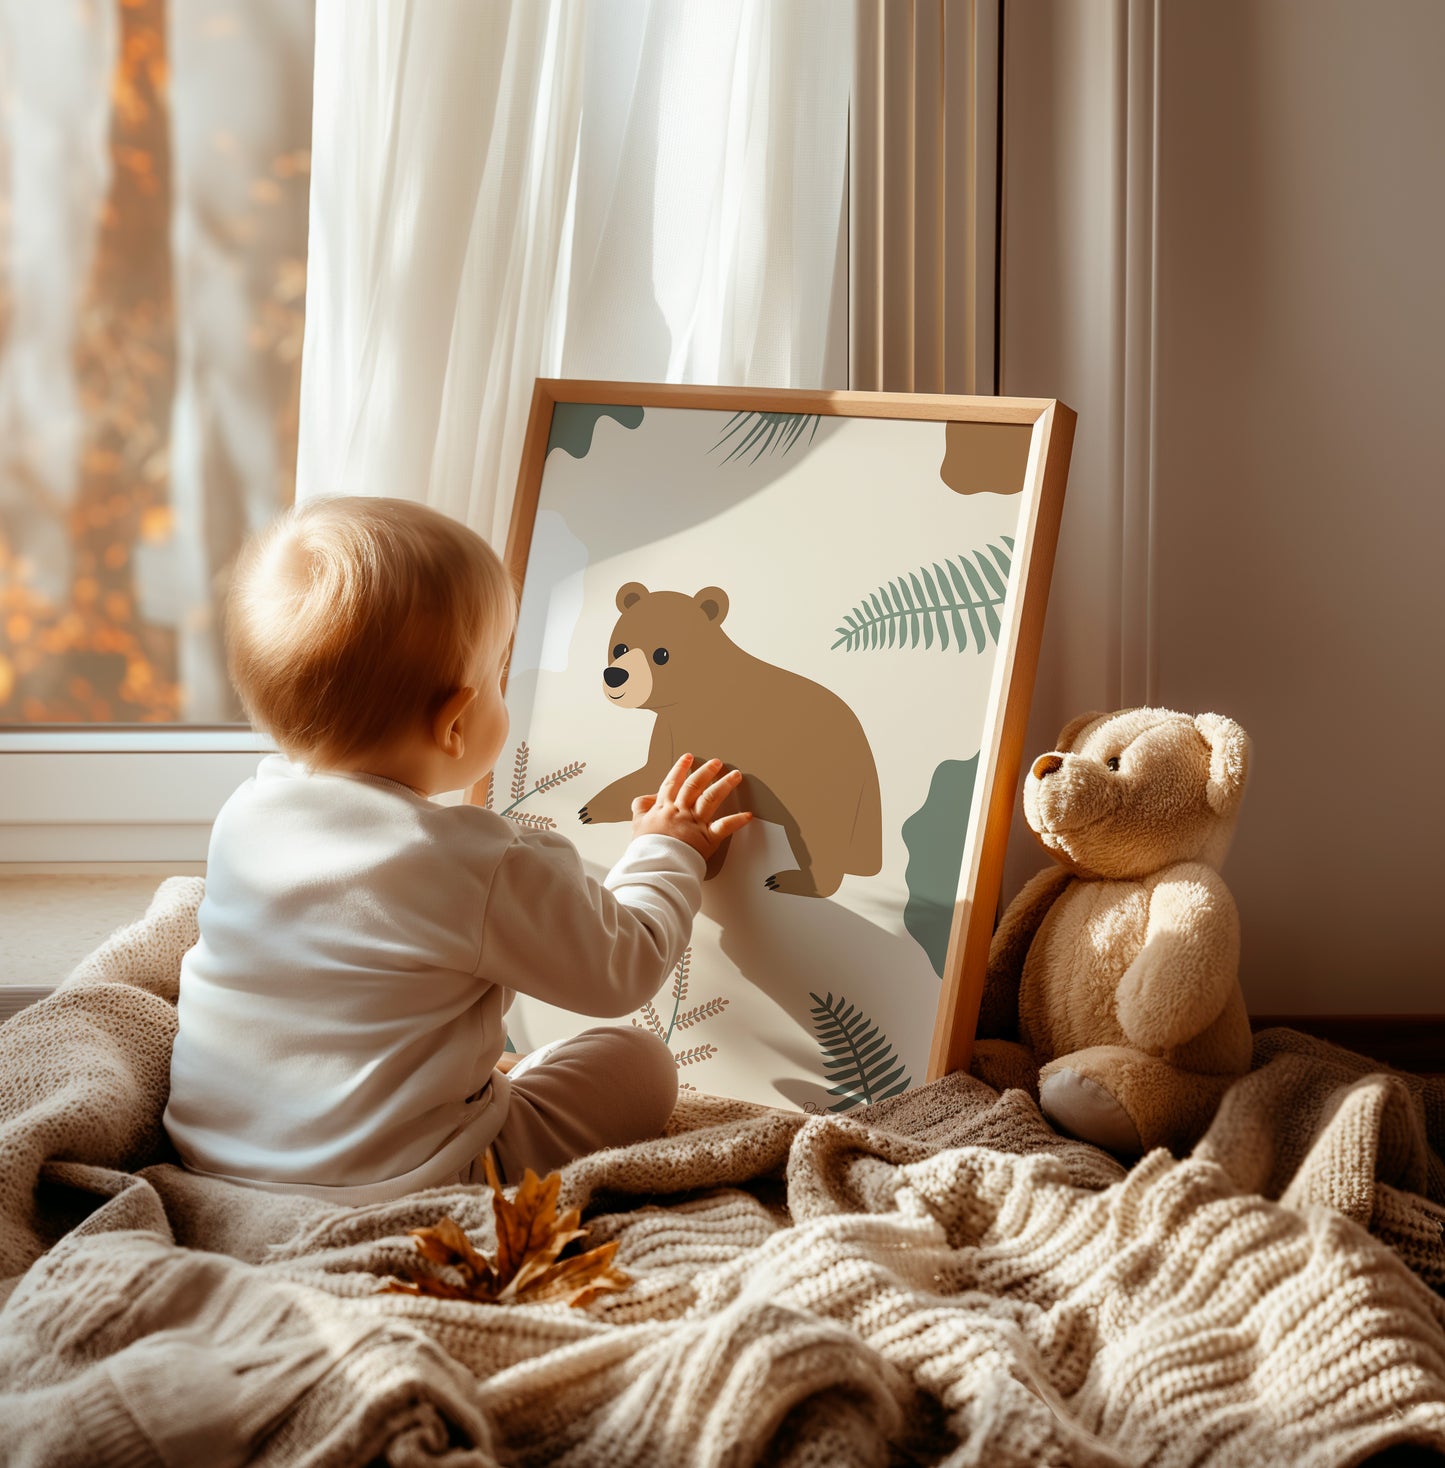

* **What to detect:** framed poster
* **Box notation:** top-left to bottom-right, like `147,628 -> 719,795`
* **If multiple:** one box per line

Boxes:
473,381 -> 1074,1113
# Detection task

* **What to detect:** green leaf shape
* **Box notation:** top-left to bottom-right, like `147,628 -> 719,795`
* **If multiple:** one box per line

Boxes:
546,403 -> 644,459
831,539 -> 1015,654
807,991 -> 912,1112
712,411 -> 821,464
901,755 -> 979,979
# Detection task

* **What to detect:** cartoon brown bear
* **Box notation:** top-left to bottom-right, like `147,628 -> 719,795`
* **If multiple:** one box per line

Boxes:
579,583 -> 882,898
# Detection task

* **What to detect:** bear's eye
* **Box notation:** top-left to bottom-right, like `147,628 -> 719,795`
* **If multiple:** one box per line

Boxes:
652,647 -> 669,665
1106,756 -> 1121,772
612,643 -> 628,660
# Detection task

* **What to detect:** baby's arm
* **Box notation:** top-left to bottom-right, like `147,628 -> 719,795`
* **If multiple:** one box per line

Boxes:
477,828 -> 703,1016
477,758 -> 750,1017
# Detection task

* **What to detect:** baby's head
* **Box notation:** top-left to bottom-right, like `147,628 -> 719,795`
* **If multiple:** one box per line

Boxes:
226,496 -> 516,771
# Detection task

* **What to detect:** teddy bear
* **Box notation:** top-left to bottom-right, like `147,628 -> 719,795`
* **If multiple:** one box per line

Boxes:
579,582 -> 882,897
970,707 -> 1254,1156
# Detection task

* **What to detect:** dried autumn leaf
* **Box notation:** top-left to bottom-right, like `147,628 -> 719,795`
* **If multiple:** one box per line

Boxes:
518,1240 -> 631,1308
379,1161 -> 630,1309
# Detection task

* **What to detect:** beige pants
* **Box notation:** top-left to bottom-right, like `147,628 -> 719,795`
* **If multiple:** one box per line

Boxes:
461,1025 -> 678,1185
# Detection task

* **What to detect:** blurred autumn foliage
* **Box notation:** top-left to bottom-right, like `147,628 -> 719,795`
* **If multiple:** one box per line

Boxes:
0,0 -> 313,725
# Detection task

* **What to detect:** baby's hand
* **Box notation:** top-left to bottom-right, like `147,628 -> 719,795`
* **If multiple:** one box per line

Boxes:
631,754 -> 753,860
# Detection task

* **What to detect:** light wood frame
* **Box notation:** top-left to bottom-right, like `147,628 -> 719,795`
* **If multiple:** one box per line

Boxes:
470,379 -> 1075,1083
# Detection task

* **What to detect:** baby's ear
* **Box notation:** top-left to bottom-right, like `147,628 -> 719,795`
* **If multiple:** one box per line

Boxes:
694,587 -> 729,623
617,582 -> 647,611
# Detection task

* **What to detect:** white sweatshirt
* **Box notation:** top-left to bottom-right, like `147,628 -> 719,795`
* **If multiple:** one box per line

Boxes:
163,754 -> 704,1203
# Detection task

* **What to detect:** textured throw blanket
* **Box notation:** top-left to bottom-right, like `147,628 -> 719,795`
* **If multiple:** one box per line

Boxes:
0,878 -> 1443,1467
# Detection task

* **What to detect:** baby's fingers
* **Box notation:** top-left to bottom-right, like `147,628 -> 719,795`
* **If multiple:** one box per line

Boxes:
708,811 -> 754,840
656,753 -> 694,805
631,793 -> 657,816
697,766 -> 744,816
678,757 -> 724,810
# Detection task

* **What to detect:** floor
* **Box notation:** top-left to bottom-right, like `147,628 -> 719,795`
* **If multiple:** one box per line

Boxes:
0,874 -> 177,986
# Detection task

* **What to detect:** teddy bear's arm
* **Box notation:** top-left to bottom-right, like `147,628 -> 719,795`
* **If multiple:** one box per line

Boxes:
977,865 -> 1074,1038
1115,863 -> 1241,1055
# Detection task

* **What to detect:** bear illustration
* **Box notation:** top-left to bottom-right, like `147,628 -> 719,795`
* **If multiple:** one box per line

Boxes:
579,583 -> 882,898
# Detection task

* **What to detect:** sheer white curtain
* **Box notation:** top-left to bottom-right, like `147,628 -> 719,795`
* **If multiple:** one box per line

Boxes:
296,0 -> 852,545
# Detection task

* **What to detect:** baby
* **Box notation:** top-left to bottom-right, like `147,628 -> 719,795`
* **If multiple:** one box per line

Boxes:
164,495 -> 750,1202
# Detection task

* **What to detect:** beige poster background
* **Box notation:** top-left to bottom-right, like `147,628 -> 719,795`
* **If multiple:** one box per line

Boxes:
501,405 -> 1030,1112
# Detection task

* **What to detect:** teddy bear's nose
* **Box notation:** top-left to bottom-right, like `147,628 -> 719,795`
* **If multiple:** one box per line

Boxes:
603,666 -> 629,688
1032,754 -> 1064,780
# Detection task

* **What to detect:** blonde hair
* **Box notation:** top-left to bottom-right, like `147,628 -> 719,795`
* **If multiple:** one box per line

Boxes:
226,496 -> 515,768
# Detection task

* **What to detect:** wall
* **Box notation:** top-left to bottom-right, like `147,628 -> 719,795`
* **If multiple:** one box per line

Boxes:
999,0 -> 1444,1013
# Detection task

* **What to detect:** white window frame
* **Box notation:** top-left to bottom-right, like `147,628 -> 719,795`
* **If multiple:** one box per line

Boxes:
0,729 -> 273,864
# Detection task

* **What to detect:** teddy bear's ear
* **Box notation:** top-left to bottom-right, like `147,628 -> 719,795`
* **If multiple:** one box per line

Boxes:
1194,712 -> 1250,815
616,582 -> 648,611
694,587 -> 729,623
1055,710 -> 1109,753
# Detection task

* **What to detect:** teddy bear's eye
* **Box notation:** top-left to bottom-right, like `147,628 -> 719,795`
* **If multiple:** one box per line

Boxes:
1106,756 -> 1121,772
652,648 -> 669,665
612,643 -> 628,660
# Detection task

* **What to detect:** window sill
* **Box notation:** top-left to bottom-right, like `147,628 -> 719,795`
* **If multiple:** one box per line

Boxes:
0,871 -> 197,994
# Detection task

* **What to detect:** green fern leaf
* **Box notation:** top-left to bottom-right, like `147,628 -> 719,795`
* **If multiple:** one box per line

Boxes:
712,411 -> 821,464
933,561 -> 967,649
892,579 -> 919,648
961,556 -> 1003,642
807,991 -> 912,1112
909,573 -> 932,649
919,564 -> 948,649
944,558 -> 986,652
974,548 -> 1008,601
781,414 -> 813,453
830,541 -> 1014,654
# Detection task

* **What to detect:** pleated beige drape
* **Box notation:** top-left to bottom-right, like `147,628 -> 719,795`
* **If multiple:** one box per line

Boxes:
850,0 -> 999,397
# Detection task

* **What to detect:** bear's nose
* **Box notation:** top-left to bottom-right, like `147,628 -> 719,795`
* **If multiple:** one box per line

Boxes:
603,666 -> 629,688
1032,754 -> 1064,779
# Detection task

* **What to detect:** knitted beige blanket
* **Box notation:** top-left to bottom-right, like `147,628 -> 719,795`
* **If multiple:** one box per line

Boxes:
0,878 -> 1442,1467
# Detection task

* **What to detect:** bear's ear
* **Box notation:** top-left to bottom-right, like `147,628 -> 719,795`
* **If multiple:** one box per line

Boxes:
693,587 -> 729,623
1194,712 -> 1250,816
616,582 -> 647,612
1055,710 -> 1109,753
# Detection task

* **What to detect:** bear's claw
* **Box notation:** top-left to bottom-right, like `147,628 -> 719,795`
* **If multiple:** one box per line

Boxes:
763,870 -> 835,898
764,875 -> 779,890
578,807 -> 591,824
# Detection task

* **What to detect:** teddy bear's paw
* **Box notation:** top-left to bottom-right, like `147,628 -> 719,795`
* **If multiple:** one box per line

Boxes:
1040,1069 -> 1143,1157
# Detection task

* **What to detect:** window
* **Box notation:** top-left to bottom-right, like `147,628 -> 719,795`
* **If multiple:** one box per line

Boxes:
0,0 -> 314,861
0,2 -> 1001,865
